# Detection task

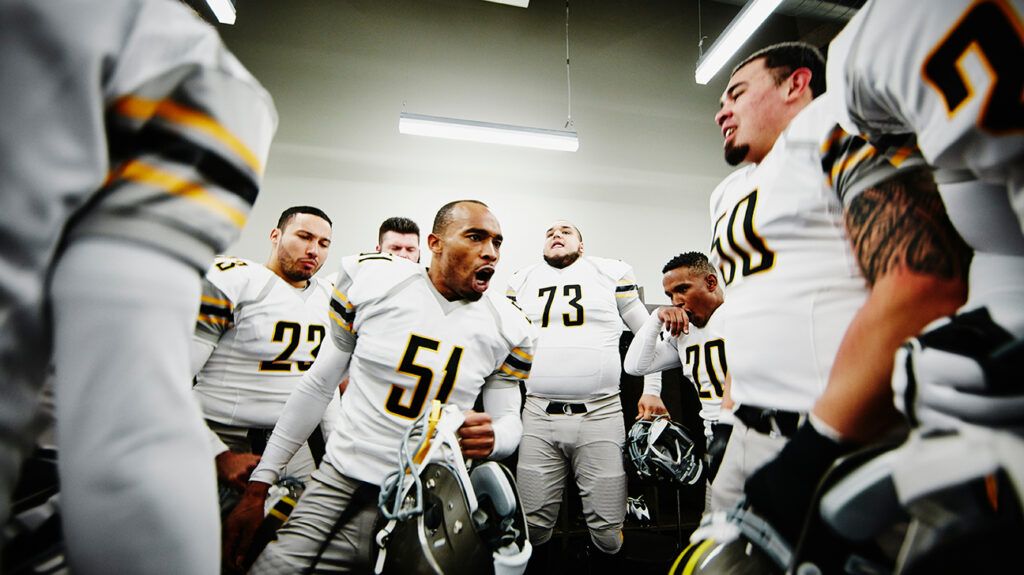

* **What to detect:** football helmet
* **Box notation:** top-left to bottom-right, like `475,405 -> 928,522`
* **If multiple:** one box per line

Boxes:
671,505 -> 790,575
375,402 -> 531,575
627,416 -> 703,485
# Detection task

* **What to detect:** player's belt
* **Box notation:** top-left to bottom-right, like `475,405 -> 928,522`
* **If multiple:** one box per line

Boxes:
546,401 -> 588,415
734,405 -> 803,438
540,394 -> 619,415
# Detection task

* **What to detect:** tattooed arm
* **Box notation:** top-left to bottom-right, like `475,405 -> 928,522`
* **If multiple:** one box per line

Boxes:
814,168 -> 972,442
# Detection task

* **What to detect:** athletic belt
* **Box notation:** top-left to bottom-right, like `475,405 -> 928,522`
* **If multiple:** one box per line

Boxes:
734,405 -> 803,438
539,393 -> 619,416
247,427 -> 327,467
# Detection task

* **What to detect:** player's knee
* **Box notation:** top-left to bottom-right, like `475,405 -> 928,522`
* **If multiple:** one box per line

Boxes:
589,527 -> 623,554
527,523 -> 554,546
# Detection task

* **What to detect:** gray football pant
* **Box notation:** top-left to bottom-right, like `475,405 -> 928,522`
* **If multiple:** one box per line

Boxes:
517,396 -> 626,554
251,460 -> 379,574
708,416 -> 789,512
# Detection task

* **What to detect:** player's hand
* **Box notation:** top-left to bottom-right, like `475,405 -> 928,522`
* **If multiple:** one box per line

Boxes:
744,422 -> 848,545
657,306 -> 690,337
215,451 -> 262,491
458,411 -> 495,459
636,394 -> 669,420
223,481 -> 270,573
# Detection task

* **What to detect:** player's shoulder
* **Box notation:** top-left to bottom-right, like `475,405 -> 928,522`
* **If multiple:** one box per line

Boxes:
507,262 -> 544,288
307,274 -> 335,298
204,256 -> 267,294
336,252 -> 422,295
483,291 -> 537,347
784,94 -> 846,146
584,256 -> 634,279
710,165 -> 754,212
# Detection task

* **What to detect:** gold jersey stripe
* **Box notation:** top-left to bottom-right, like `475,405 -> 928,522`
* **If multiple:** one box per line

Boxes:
615,291 -> 636,298
114,159 -> 247,228
510,346 -> 533,362
113,96 -> 263,175
197,314 -> 230,325
332,288 -> 352,306
499,364 -> 529,380
329,310 -> 355,334
830,143 -> 877,188
200,295 -> 231,307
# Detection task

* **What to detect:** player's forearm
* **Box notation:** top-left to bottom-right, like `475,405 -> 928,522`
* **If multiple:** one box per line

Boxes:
624,311 -> 678,377
814,270 -> 966,443
251,342 -> 351,483
482,383 -> 522,460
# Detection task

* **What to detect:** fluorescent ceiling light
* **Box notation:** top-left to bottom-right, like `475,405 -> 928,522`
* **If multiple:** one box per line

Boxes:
399,112 -> 579,152
205,0 -> 236,24
695,0 -> 784,85
483,0 -> 530,7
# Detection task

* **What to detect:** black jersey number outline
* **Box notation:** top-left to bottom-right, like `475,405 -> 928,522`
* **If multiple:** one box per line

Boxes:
538,284 -> 585,328
683,339 -> 728,399
386,335 -> 465,419
258,321 -> 326,372
710,189 -> 776,285
923,1 -> 1023,133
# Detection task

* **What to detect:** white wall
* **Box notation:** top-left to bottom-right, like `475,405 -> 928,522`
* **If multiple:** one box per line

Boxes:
218,0 -> 800,303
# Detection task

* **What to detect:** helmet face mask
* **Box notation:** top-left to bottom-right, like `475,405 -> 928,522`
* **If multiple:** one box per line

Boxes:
627,416 -> 704,485
375,403 -> 532,575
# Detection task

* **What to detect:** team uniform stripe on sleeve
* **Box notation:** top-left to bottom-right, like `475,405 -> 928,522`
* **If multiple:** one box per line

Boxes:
197,314 -> 230,326
615,284 -> 637,292
503,353 -> 532,373
510,346 -> 533,362
499,364 -> 530,380
107,122 -> 260,205
329,310 -> 355,334
200,295 -> 231,307
110,159 -> 248,227
112,96 -> 263,175
198,303 -> 232,319
329,298 -> 356,323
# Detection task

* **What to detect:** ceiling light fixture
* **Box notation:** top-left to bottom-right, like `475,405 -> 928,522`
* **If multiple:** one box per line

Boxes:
399,113 -> 579,151
205,0 -> 236,24
482,0 -> 530,7
695,0 -> 784,84
400,1 -> 577,151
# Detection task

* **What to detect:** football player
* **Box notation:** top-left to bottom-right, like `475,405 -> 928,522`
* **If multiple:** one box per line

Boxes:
376,216 -> 421,263
742,1 -> 1024,555
506,220 -> 665,567
705,43 -> 875,513
223,200 -> 536,573
623,252 -> 731,508
0,0 -> 276,572
192,206 -> 339,491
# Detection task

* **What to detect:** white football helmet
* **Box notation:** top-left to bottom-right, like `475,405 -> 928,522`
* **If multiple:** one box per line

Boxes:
375,402 -> 532,575
627,416 -> 703,486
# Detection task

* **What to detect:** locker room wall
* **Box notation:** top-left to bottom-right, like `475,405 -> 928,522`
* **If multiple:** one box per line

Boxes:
213,0 -> 806,304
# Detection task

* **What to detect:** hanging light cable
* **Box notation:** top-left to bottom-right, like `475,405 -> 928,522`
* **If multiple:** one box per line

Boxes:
398,0 -> 579,151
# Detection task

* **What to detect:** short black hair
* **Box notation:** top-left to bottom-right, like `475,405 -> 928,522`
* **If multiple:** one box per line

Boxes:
733,42 -> 826,99
662,251 -> 717,276
378,217 -> 420,244
277,206 -> 332,230
432,200 -> 488,235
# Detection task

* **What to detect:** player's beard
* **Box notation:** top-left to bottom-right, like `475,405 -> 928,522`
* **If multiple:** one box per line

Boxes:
724,141 -> 749,166
279,255 -> 315,285
544,250 -> 581,269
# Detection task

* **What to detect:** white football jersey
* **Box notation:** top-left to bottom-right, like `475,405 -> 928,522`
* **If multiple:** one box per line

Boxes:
507,256 -> 643,401
326,253 -> 536,484
828,0 -> 1024,227
193,257 -> 334,428
625,310 -> 727,439
709,96 -> 868,412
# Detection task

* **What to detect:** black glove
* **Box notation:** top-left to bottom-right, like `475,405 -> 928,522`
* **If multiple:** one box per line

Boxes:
706,422 -> 732,483
744,421 -> 850,545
